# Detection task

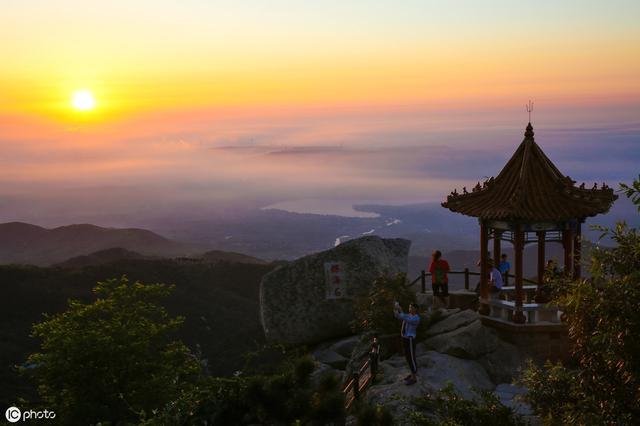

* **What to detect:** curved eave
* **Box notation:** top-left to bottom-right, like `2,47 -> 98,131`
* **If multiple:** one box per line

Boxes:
441,189 -> 618,222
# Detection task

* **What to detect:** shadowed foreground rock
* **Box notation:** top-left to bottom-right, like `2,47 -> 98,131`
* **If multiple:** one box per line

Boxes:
361,309 -> 535,423
260,236 -> 410,346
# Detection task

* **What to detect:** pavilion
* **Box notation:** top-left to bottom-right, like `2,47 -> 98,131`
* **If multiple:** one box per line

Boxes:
442,122 -> 617,324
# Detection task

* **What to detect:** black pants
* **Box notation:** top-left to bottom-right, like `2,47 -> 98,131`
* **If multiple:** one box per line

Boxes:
402,336 -> 417,374
432,281 -> 449,297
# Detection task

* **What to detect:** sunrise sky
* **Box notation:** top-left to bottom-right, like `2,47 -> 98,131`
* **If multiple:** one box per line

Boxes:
1,0 -> 639,224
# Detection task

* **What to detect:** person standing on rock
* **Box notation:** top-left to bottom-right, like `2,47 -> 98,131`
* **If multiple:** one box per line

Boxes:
429,250 -> 450,300
393,302 -> 420,385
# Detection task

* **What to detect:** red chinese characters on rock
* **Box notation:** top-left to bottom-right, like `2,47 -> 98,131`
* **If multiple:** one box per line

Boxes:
324,261 -> 347,299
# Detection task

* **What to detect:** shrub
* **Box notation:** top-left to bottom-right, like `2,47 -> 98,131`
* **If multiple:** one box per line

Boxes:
145,355 -> 346,425
352,273 -> 416,335
409,384 -> 524,426
520,178 -> 640,424
519,360 -> 587,425
354,402 -> 394,426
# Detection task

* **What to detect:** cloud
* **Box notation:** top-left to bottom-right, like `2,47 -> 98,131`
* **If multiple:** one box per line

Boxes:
1,103 -> 638,225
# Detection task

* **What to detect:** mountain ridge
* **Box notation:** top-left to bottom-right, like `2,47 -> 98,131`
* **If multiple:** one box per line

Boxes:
0,222 -> 201,266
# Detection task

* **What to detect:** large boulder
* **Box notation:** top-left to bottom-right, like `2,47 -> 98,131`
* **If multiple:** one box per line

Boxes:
478,339 -> 527,384
312,348 -> 349,370
260,236 -> 411,346
424,309 -> 479,338
417,350 -> 495,397
365,351 -> 495,420
422,320 -> 502,359
328,335 -> 362,359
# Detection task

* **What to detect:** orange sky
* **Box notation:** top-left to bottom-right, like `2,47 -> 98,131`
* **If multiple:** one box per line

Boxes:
0,1 -> 639,225
1,1 -> 639,128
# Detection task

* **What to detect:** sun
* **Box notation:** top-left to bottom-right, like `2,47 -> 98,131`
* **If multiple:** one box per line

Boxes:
71,90 -> 96,111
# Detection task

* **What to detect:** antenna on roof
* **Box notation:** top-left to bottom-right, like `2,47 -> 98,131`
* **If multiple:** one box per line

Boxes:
526,100 -> 534,123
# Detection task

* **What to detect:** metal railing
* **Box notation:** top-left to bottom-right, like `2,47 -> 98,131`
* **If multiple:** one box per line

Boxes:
408,269 -> 537,292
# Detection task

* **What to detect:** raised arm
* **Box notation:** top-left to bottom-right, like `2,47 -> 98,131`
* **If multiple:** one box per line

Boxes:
395,312 -> 420,325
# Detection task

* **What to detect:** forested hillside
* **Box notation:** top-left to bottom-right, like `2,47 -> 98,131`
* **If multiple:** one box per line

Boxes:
0,259 -> 275,406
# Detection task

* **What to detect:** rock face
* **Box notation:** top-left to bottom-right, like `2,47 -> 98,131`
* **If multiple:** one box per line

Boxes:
422,311 -> 526,383
422,320 -> 503,359
260,236 -> 411,346
360,309 -> 533,422
365,350 -> 496,420
417,351 -> 495,398
424,309 -> 478,338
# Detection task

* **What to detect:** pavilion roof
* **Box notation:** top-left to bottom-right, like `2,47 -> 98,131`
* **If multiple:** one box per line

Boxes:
441,123 -> 618,222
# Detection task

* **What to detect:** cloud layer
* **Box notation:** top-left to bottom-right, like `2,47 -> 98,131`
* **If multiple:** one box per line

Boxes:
1,102 -> 638,226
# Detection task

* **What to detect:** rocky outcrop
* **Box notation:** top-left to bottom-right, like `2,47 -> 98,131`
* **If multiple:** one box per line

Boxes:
312,348 -> 349,370
260,236 -> 411,346
357,309 -> 534,422
422,319 -> 503,359
478,339 -> 526,384
365,350 -> 496,421
417,351 -> 495,397
306,309 -> 535,423
424,309 -> 478,338
422,311 -> 526,383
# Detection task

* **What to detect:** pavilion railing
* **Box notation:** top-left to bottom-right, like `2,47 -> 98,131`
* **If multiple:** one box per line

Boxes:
408,270 -> 538,293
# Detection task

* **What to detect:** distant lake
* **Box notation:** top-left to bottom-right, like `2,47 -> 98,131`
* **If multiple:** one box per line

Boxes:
261,199 -> 380,218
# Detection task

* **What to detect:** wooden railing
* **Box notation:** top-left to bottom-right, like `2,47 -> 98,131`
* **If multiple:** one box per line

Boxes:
342,347 -> 380,409
408,269 -> 537,292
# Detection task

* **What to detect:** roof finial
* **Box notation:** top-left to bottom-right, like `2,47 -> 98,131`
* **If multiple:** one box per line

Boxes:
524,100 -> 535,139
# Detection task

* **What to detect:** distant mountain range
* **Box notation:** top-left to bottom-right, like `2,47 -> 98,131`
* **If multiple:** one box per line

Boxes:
0,222 -> 202,266
2,193 -> 635,266
53,247 -> 157,268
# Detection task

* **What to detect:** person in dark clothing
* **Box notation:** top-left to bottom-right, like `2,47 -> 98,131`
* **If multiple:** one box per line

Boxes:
393,302 -> 420,385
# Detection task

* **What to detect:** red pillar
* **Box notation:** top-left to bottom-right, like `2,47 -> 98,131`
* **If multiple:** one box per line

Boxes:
536,231 -> 545,287
479,221 -> 490,315
513,226 -> 526,324
573,223 -> 582,280
493,230 -> 502,268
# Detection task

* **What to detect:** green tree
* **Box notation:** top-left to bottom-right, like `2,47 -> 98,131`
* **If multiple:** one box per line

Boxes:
352,273 -> 416,335
620,175 -> 640,211
25,276 -> 203,425
521,178 -> 640,425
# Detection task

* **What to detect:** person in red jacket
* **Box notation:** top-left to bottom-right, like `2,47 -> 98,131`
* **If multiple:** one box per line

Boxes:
429,250 -> 450,299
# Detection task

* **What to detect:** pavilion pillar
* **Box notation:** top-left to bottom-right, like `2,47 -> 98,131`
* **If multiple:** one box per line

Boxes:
573,222 -> 582,280
479,220 -> 490,315
513,226 -> 526,324
536,231 -> 545,287
493,230 -> 502,268
562,229 -> 574,277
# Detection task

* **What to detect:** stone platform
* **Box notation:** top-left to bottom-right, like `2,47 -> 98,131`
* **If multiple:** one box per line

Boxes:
480,315 -> 570,363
